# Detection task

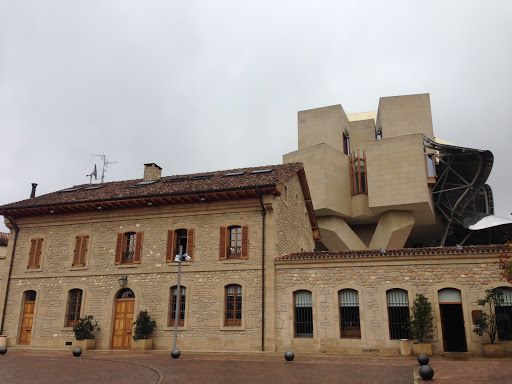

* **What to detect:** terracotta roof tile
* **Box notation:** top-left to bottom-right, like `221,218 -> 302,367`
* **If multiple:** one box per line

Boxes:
0,163 -> 303,213
277,244 -> 511,262
0,232 -> 8,246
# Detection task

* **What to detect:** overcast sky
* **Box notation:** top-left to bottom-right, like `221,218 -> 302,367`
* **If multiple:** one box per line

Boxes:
1,1 -> 512,232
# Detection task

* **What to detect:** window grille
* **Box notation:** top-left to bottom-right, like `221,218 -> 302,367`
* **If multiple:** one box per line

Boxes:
294,290 -> 313,338
225,285 -> 242,326
496,287 -> 512,341
65,289 -> 83,327
169,286 -> 186,326
339,289 -> 361,338
387,289 -> 411,339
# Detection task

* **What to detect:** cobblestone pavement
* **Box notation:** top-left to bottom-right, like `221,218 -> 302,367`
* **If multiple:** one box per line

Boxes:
3,350 -> 512,384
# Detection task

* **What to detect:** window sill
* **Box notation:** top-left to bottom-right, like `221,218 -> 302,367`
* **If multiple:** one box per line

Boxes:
116,264 -> 139,268
220,325 -> 244,331
166,262 -> 191,267
220,259 -> 248,263
69,266 -> 88,271
163,325 -> 188,331
25,268 -> 43,272
59,327 -> 75,332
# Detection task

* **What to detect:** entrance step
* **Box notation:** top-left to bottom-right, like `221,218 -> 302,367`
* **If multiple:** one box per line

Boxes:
442,352 -> 471,360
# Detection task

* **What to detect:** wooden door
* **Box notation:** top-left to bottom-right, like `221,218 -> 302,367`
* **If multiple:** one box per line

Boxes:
19,301 -> 35,345
112,299 -> 135,349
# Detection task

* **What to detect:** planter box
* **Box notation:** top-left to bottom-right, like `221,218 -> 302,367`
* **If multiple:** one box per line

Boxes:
413,343 -> 432,356
73,339 -> 96,350
132,339 -> 153,351
399,339 -> 412,356
482,343 -> 505,358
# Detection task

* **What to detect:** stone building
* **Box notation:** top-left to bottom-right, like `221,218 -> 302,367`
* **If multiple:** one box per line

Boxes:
0,93 -> 511,356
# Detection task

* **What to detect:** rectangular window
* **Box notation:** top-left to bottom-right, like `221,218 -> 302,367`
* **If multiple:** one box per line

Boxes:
72,235 -> 89,267
426,154 -> 436,177
339,289 -> 361,338
294,290 -> 313,338
496,288 -> 512,341
387,289 -> 411,340
28,238 -> 43,269
115,232 -> 143,265
343,133 -> 350,154
350,151 -> 367,195
169,286 -> 186,326
65,289 -> 83,327
225,285 -> 242,326
219,226 -> 248,260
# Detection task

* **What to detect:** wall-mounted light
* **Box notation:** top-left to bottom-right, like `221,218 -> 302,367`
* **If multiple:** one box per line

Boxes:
117,275 -> 128,287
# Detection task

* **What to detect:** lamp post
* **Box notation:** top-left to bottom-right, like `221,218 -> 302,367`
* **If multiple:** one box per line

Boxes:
171,245 -> 191,359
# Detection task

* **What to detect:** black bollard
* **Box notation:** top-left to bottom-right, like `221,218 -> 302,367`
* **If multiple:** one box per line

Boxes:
171,348 -> 181,359
72,347 -> 82,357
0,346 -> 6,355
417,353 -> 429,365
284,351 -> 294,361
419,364 -> 434,380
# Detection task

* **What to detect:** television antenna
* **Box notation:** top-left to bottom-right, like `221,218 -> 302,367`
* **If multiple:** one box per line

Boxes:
86,164 -> 98,184
91,153 -> 118,183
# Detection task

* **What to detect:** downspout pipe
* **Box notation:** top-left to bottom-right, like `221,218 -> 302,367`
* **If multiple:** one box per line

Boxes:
1,216 -> 19,335
258,193 -> 266,352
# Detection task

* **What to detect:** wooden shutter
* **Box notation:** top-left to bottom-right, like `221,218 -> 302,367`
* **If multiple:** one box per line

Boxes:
115,234 -> 123,265
34,238 -> 43,268
134,232 -> 143,264
187,229 -> 195,260
79,235 -> 89,265
241,226 -> 249,259
166,230 -> 175,262
28,239 -> 37,268
219,227 -> 227,260
73,236 -> 82,266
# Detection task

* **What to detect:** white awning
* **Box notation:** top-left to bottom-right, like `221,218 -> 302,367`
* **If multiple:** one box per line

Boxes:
468,215 -> 512,231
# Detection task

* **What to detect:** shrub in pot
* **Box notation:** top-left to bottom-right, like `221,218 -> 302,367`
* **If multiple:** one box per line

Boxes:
473,289 -> 505,357
410,294 -> 434,356
132,310 -> 156,350
73,315 -> 100,350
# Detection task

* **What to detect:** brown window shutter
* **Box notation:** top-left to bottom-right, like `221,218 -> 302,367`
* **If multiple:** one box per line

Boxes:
134,232 -> 144,264
73,236 -> 82,266
34,238 -> 43,268
80,235 -> 89,265
187,229 -> 195,260
115,233 -> 123,265
219,227 -> 227,260
241,226 -> 249,259
28,239 -> 37,268
166,230 -> 175,262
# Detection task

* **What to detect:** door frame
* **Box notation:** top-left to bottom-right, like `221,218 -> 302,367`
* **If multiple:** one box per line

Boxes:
18,290 -> 38,345
110,288 -> 137,350
438,288 -> 468,352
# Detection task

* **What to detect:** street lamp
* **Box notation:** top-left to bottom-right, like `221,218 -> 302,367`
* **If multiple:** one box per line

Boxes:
171,245 -> 191,359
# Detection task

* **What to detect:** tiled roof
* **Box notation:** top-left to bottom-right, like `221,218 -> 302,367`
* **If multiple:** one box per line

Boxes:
0,232 -> 8,246
277,244 -> 511,262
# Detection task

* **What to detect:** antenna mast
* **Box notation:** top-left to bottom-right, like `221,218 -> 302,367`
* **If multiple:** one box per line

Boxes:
91,153 -> 118,183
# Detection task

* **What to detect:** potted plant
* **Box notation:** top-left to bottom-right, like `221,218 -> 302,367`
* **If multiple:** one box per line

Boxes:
473,289 -> 505,357
73,315 -> 100,350
132,310 -> 156,350
410,294 -> 434,356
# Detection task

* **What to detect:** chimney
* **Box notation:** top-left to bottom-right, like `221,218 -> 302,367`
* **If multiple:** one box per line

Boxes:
143,163 -> 162,181
30,183 -> 38,198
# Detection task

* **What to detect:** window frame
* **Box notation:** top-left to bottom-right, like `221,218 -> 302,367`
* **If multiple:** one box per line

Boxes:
350,151 -> 368,195
339,289 -> 361,339
27,237 -> 44,269
115,231 -> 143,265
386,288 -> 411,340
219,226 -> 248,260
168,285 -> 186,327
495,286 -> 512,341
224,284 -> 242,327
294,290 -> 314,338
65,289 -> 83,328
72,235 -> 90,267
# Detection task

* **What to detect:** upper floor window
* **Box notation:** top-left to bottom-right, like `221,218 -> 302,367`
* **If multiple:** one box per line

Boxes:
495,287 -> 512,341
65,289 -> 83,327
166,229 -> 195,262
339,289 -> 361,338
350,151 -> 367,195
72,235 -> 89,267
294,290 -> 313,338
169,286 -> 186,326
115,232 -> 143,265
376,130 -> 382,140
225,284 -> 242,326
343,133 -> 350,154
426,154 -> 436,177
28,238 -> 44,269
219,226 -> 248,260
387,289 -> 410,340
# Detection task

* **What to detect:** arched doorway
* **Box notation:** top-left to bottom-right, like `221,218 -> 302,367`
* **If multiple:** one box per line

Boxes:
439,288 -> 467,352
19,290 -> 37,345
112,288 -> 135,349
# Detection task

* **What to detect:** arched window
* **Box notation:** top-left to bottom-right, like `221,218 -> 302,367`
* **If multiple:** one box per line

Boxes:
225,284 -> 242,326
294,290 -> 313,338
116,288 -> 135,299
339,289 -> 361,338
495,287 -> 512,341
65,289 -> 83,327
169,286 -> 186,326
387,289 -> 410,340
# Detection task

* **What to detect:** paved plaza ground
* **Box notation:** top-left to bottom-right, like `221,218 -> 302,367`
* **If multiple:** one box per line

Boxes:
2,350 -> 512,383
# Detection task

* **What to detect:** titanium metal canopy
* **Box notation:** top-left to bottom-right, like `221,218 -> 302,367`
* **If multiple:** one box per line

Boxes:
424,136 -> 512,246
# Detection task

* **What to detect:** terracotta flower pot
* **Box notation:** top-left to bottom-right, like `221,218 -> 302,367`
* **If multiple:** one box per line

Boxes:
413,343 -> 433,356
482,343 -> 505,358
132,338 -> 153,351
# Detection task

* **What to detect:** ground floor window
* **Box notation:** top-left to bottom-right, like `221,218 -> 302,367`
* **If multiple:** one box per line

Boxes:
169,286 -> 186,326
339,289 -> 361,338
496,287 -> 512,340
225,284 -> 242,326
387,289 -> 410,339
294,290 -> 313,337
